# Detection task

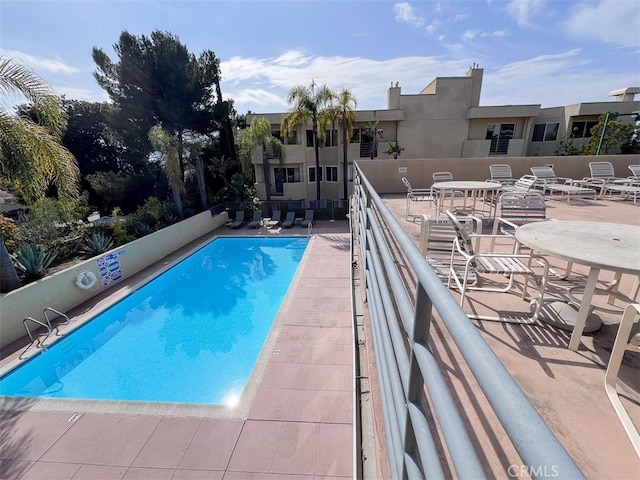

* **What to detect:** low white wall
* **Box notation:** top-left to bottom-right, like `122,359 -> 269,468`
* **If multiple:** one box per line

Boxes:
0,210 -> 229,349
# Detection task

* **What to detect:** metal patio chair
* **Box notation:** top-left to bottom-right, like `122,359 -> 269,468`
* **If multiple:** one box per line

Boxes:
402,176 -> 437,221
530,165 -> 597,203
445,210 -> 550,323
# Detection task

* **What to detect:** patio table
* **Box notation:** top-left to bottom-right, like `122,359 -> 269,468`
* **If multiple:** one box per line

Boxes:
432,180 -> 502,219
515,221 -> 640,350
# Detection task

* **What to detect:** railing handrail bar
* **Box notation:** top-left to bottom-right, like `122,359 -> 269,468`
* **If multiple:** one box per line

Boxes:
355,165 -> 583,478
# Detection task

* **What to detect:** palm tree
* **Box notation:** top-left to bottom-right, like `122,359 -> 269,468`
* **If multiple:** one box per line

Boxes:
333,89 -> 357,201
281,81 -> 333,202
0,56 -> 80,292
148,125 -> 185,218
237,117 -> 284,204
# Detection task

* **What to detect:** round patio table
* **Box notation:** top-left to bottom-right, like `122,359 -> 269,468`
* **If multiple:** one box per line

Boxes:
432,180 -> 502,218
515,221 -> 640,350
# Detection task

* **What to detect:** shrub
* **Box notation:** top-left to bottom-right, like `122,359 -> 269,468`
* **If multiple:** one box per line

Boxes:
0,215 -> 19,253
83,231 -> 115,255
15,244 -> 57,279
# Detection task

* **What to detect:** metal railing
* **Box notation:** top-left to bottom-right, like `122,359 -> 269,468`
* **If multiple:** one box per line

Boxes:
353,165 -> 584,479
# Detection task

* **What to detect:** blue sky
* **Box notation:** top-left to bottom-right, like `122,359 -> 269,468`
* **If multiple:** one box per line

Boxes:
1,0 -> 639,114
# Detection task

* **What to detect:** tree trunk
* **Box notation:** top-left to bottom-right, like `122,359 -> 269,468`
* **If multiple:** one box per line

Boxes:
262,147 -> 272,203
313,119 -> 321,202
172,184 -> 184,218
342,120 -> 348,202
195,155 -> 207,210
0,234 -> 21,293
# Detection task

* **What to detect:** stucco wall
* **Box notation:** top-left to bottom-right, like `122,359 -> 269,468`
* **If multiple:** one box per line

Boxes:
0,210 -> 229,349
356,154 -> 640,193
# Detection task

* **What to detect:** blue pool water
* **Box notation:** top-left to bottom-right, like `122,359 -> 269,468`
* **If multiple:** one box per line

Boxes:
0,236 -> 308,404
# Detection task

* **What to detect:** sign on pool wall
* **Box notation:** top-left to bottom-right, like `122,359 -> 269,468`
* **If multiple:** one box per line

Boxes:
96,249 -> 126,286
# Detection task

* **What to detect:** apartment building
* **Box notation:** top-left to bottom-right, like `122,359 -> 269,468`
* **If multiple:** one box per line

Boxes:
247,67 -> 639,203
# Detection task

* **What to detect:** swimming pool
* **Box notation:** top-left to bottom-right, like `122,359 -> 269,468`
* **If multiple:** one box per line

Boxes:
0,236 -> 308,405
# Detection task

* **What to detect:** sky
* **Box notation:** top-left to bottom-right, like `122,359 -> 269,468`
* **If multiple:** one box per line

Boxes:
1,0 -> 639,115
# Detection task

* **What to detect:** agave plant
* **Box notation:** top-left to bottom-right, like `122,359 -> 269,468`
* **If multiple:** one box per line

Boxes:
14,244 -> 57,279
82,231 -> 114,255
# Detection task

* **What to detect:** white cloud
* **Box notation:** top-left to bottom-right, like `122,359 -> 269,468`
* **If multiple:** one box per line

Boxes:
0,48 -> 79,74
563,0 -> 640,48
505,0 -> 546,27
393,2 -> 425,28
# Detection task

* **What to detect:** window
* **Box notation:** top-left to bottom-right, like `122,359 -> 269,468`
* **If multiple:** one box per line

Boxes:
351,128 -> 360,143
325,166 -> 338,182
486,123 -> 514,155
306,130 -> 315,147
323,129 -> 338,146
571,121 -> 598,138
532,123 -> 559,142
273,167 -> 301,195
308,166 -> 323,183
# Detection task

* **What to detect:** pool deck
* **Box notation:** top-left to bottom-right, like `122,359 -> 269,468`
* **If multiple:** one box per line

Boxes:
0,224 -> 355,479
2,195 -> 640,479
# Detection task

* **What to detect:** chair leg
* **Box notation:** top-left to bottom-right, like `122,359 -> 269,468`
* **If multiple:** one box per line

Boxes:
604,303 -> 640,457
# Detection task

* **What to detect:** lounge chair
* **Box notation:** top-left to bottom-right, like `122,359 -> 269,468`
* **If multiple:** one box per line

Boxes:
627,165 -> 640,186
282,211 -> 296,228
579,161 -> 630,197
266,210 -> 281,228
300,209 -> 314,227
530,165 -> 597,203
445,210 -> 549,324
229,211 -> 245,229
247,211 -> 262,228
402,177 -> 437,221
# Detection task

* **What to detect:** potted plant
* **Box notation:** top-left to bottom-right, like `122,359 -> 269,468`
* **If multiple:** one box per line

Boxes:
384,142 -> 404,159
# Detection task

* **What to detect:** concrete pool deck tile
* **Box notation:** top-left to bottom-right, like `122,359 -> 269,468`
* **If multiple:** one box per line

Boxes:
17,461 -> 81,479
40,413 -> 161,465
247,387 -> 288,420
177,418 -> 243,471
172,469 -> 224,480
283,389 -> 324,422
130,416 -> 202,468
1,410 -> 73,461
226,419 -> 280,472
309,343 -> 352,365
68,464 -> 128,479
0,460 -> 33,480
224,472 -> 312,480
259,362 -> 297,388
323,363 -> 353,391
122,466 -> 175,479
291,363 -> 329,389
315,423 -> 354,477
320,391 -> 353,424
271,421 -> 319,475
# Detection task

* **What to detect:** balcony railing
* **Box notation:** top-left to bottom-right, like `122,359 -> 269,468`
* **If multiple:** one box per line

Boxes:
353,164 -> 584,479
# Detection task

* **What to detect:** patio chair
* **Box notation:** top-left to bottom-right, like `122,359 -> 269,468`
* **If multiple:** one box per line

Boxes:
229,211 -> 245,229
266,210 -> 281,228
432,171 -> 464,198
420,214 -> 482,284
604,303 -> 640,457
487,164 -> 516,190
300,209 -> 314,227
580,161 -> 630,198
247,211 -> 262,228
530,165 -> 597,203
445,210 -> 550,323
282,211 -> 296,228
402,177 -> 437,221
626,165 -> 640,186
